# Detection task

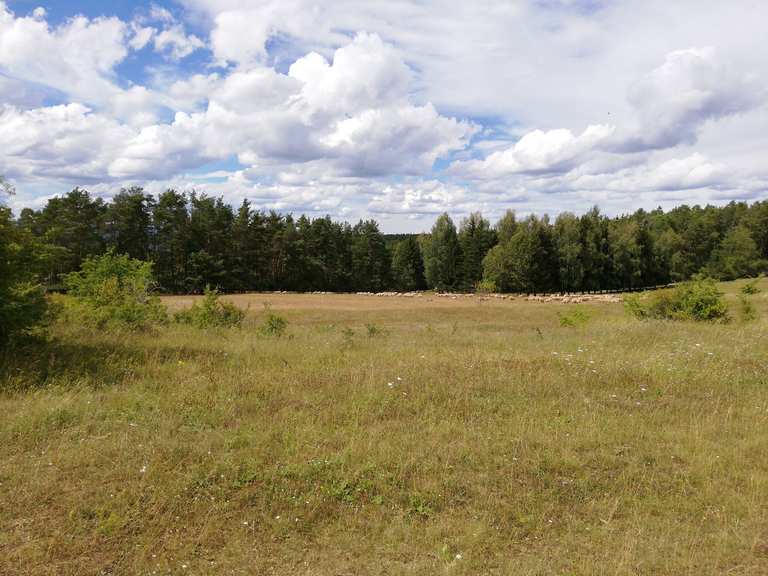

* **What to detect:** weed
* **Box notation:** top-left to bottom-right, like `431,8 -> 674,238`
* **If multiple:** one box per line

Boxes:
741,275 -> 763,295
739,294 -> 757,321
340,327 -> 355,349
258,302 -> 288,337
365,323 -> 384,337
407,493 -> 434,518
558,307 -> 590,327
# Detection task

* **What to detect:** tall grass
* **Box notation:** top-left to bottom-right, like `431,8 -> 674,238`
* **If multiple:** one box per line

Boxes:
1,279 -> 767,575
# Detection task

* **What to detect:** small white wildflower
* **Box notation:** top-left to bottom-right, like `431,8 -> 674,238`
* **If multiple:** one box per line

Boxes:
455,554 -> 463,560
140,465 -> 147,474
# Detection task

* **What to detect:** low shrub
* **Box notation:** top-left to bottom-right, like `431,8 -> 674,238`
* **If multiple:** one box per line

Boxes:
741,276 -> 763,295
558,307 -> 590,327
261,312 -> 288,336
624,276 -> 729,322
366,323 -> 385,337
738,294 -> 757,322
174,286 -> 245,328
0,282 -> 48,345
64,250 -> 167,329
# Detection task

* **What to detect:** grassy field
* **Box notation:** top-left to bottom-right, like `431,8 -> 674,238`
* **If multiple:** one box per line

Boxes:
1,280 -> 767,575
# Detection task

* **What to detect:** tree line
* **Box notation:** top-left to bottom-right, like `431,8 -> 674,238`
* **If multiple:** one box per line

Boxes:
8,187 -> 768,295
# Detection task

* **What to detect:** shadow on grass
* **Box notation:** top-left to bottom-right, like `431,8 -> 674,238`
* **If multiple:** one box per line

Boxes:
0,332 -> 214,393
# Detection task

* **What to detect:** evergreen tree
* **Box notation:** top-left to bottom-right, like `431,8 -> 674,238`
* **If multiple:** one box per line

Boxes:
482,215 -> 557,293
105,187 -> 154,261
152,190 -> 190,293
495,210 -> 518,244
185,194 -> 234,292
351,220 -> 390,292
579,207 -> 611,291
391,236 -> 426,291
554,212 -> 583,292
708,225 -> 767,280
423,213 -> 460,291
34,188 -> 106,284
458,212 -> 496,291
1,183 -> 46,345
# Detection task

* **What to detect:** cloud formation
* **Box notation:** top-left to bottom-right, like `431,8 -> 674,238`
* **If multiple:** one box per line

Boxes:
0,1 -> 767,230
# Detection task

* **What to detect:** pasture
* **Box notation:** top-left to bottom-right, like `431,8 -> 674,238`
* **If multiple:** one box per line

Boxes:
1,280 -> 767,575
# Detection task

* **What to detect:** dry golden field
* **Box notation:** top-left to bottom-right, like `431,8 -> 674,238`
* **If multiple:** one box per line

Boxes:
1,279 -> 767,575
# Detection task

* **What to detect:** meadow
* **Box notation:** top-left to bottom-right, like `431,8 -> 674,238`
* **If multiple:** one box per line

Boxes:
1,280 -> 767,575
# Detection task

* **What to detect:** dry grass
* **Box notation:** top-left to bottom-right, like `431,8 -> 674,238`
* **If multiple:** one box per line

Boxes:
2,279 -> 767,575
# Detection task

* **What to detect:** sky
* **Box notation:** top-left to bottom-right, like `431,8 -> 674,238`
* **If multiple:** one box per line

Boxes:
0,0 -> 766,232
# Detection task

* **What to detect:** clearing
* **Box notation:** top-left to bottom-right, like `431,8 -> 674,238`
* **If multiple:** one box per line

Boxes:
1,280 -> 767,575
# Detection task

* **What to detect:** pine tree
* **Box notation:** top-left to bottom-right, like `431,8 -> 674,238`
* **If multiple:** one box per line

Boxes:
458,212 -> 496,291
391,236 -> 426,291
423,213 -> 460,291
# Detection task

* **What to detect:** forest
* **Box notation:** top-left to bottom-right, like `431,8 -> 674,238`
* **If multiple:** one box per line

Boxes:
3,187 -> 768,297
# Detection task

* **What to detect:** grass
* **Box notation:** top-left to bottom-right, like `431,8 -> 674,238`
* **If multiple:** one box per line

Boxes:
1,279 -> 767,575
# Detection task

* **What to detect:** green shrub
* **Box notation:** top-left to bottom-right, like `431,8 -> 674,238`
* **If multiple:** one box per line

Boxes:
475,279 -> 497,294
558,307 -> 590,327
174,286 -> 245,328
63,250 -> 168,329
261,313 -> 287,336
741,276 -> 763,295
738,294 -> 757,322
622,293 -> 647,319
365,323 -> 384,337
624,277 -> 729,322
0,282 -> 49,345
0,207 -> 49,346
340,327 -> 355,349
256,302 -> 287,336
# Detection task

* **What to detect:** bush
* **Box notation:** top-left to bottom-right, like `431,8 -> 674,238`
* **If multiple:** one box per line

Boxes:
0,282 -> 48,345
64,250 -> 168,329
738,294 -> 757,322
475,279 -> 497,294
741,276 -> 763,295
365,323 -> 384,337
0,207 -> 49,346
558,307 -> 590,327
174,286 -> 245,328
624,276 -> 729,322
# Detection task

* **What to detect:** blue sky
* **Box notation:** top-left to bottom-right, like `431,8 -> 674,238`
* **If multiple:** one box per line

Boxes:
1,0 -> 766,231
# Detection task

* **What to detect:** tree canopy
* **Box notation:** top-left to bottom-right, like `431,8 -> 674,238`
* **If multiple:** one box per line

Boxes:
6,188 -> 768,297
